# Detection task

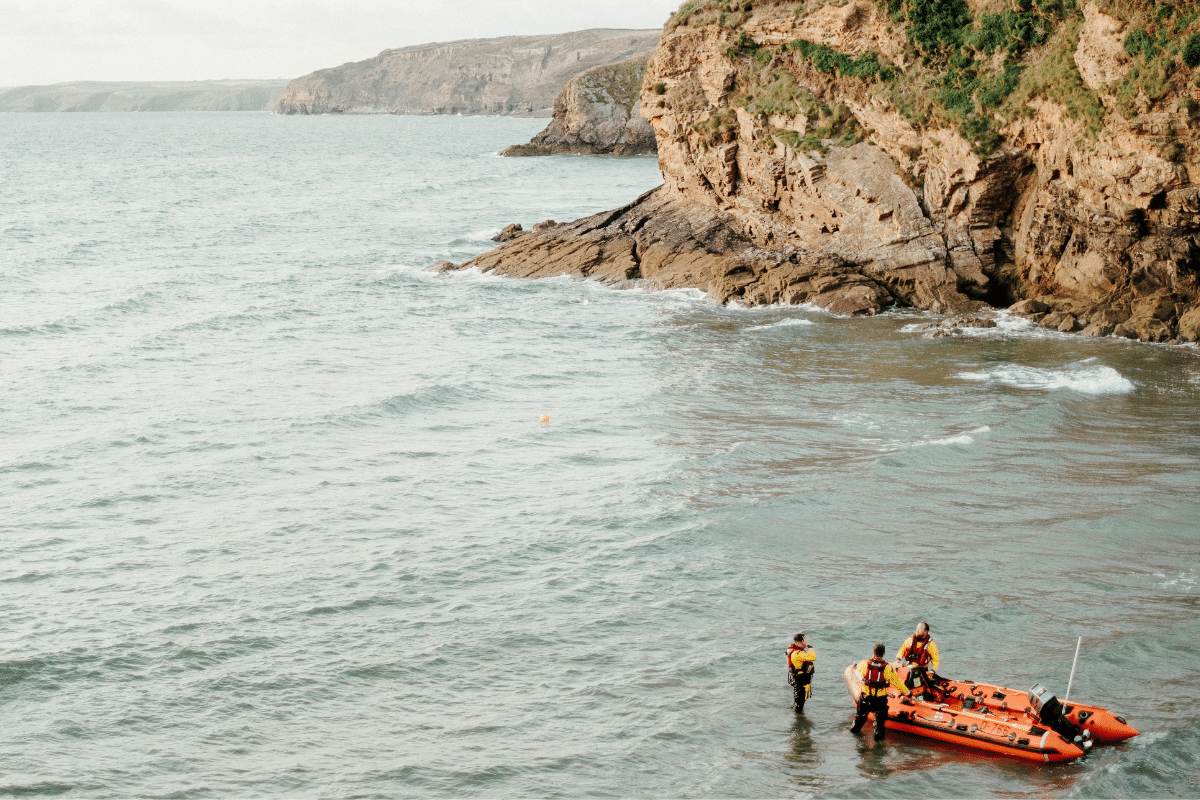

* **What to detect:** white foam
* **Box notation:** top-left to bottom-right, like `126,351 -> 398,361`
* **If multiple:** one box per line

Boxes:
435,264 -> 508,284
913,433 -> 975,447
747,318 -> 816,331
901,311 -> 1040,337
956,364 -> 1134,394
651,287 -> 712,307
1158,572 -> 1197,590
467,227 -> 500,242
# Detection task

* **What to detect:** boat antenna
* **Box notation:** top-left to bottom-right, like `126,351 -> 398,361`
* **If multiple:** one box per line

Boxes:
1064,636 -> 1082,704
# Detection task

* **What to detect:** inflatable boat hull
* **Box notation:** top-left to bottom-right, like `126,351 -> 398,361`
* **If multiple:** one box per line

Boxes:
841,663 -> 1136,763
928,672 -> 1138,745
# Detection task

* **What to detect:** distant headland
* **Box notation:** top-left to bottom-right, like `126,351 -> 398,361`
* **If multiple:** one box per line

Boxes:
274,29 -> 660,118
0,80 -> 289,112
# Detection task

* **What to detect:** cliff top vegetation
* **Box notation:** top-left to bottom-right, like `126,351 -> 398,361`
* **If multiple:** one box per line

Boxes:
666,0 -> 1200,156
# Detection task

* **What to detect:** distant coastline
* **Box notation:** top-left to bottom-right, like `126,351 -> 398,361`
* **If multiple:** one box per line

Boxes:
0,80 -> 289,112
275,29 -> 660,117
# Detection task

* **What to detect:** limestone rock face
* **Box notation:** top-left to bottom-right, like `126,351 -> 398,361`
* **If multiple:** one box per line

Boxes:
276,30 -> 660,117
1074,3 -> 1131,91
459,1 -> 1200,339
501,55 -> 657,156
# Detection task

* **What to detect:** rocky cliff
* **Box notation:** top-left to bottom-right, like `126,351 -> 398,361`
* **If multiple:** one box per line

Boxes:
453,0 -> 1200,343
0,81 -> 287,112
501,55 -> 657,155
276,30 -> 660,117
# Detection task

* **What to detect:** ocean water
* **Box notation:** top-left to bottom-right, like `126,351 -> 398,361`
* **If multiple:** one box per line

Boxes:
2,112 -> 1199,798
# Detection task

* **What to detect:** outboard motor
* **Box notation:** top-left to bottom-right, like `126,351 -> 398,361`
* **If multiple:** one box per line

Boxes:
1029,684 -> 1090,748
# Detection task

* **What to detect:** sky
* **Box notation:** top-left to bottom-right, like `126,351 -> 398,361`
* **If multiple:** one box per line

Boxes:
0,0 -> 683,86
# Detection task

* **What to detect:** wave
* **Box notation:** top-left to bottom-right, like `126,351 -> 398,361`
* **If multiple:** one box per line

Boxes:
303,596 -> 404,616
446,227 -> 503,247
955,364 -> 1135,394
291,383 -> 488,430
1,291 -> 162,338
0,461 -> 57,475
0,782 -> 76,796
746,318 -> 816,331
911,426 -> 991,447
98,290 -> 160,316
897,309 -> 1107,341
0,320 -> 86,338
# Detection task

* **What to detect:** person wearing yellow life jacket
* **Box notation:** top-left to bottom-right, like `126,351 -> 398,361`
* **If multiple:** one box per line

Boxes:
786,633 -> 817,713
850,642 -> 910,739
896,621 -> 940,700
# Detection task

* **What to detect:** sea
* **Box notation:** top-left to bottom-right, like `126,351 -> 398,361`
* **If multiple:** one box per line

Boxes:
2,112 -> 1199,799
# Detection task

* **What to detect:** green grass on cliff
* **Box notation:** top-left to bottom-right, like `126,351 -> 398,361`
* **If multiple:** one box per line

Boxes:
769,103 -> 865,153
885,0 -> 1200,151
742,71 -> 813,117
583,58 -> 650,107
1099,0 -> 1200,116
670,0 -> 1200,158
668,0 -> 756,32
787,39 -> 896,80
875,0 -> 1084,154
998,16 -> 1105,136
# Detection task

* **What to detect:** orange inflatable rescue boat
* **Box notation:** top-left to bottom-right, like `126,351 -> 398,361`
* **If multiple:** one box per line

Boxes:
843,663 -> 1137,762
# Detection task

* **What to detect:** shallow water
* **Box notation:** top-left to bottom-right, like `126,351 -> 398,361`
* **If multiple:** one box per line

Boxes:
2,113 -> 1199,798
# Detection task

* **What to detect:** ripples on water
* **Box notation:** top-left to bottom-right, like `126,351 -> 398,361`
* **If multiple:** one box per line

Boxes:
1,113 -> 1199,798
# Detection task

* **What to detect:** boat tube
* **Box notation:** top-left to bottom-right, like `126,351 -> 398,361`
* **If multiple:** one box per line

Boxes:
842,663 -> 1138,762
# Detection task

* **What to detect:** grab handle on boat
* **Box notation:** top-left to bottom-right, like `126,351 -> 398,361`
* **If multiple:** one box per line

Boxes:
1064,636 -> 1082,704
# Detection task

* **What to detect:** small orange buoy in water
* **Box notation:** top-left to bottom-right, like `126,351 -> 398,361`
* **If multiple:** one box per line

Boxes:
539,414 -> 550,424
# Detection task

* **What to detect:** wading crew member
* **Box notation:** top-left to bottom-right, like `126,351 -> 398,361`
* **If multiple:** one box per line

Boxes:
850,643 -> 910,739
786,633 -> 817,713
896,621 -> 940,699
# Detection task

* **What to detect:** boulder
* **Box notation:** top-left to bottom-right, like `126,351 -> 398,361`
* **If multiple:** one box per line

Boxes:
1058,315 -> 1081,333
1178,305 -> 1200,342
1112,320 -> 1141,339
1134,317 -> 1174,342
1132,292 -> 1177,322
493,223 -> 525,242
1040,311 -> 1067,330
1010,298 -> 1051,316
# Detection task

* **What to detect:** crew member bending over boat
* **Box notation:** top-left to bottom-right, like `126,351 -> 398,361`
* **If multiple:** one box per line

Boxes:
786,633 -> 817,713
896,621 -> 940,700
850,643 -> 910,739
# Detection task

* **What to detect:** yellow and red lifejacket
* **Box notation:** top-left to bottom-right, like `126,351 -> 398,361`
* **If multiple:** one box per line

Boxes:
864,657 -> 888,689
787,644 -> 815,675
905,635 -> 932,667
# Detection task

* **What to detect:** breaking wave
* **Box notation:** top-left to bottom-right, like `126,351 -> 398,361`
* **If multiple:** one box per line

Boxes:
955,364 -> 1135,394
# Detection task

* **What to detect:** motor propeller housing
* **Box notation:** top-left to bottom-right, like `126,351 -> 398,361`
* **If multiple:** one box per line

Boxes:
1029,684 -> 1089,747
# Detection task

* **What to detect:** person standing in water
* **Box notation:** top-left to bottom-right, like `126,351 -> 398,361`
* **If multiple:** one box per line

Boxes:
850,643 -> 910,739
786,633 -> 817,713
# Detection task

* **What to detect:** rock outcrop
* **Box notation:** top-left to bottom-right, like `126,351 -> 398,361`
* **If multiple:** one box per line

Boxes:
501,55 -> 657,156
0,80 -> 287,112
450,0 -> 1200,342
276,30 -> 660,117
